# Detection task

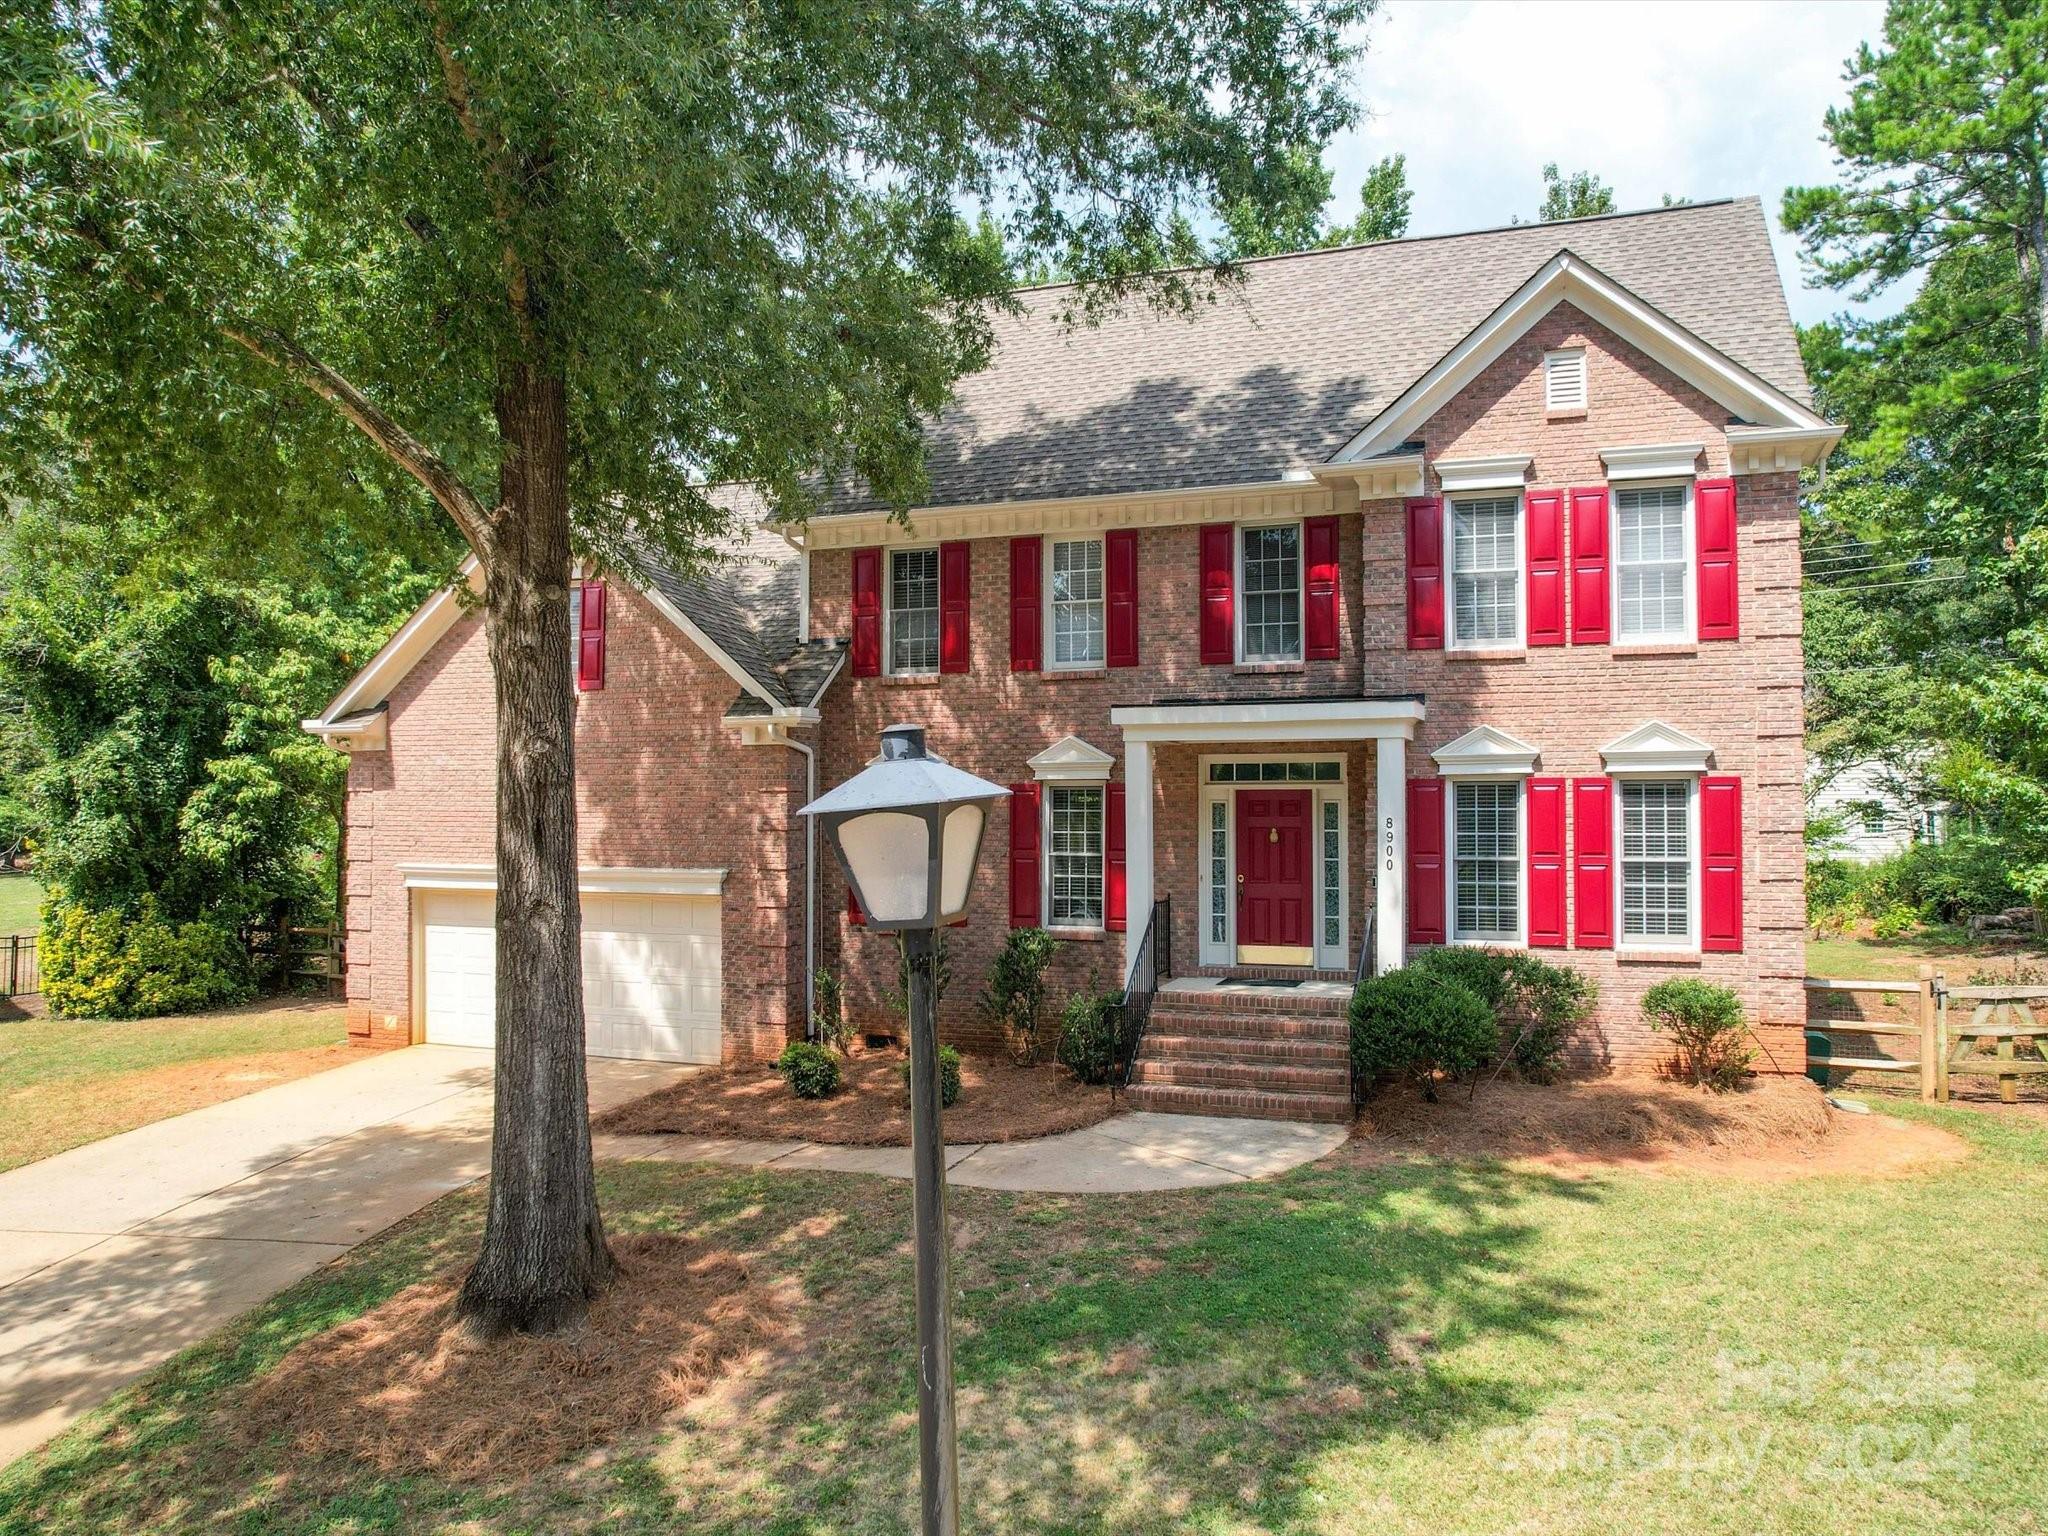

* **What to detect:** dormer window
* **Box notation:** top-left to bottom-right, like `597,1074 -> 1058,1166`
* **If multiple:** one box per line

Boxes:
1544,347 -> 1587,412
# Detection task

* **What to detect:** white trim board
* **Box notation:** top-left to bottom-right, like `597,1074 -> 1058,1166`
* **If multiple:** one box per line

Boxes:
1325,251 -> 1832,468
398,864 -> 729,896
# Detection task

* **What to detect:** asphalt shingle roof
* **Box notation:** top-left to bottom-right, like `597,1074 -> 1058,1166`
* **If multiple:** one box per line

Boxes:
819,197 -> 1809,516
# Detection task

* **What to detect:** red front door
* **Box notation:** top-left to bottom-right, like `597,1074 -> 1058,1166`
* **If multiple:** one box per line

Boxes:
1235,788 -> 1313,958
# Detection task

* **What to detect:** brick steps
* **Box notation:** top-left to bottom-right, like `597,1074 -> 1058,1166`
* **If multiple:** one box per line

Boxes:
1129,986 -> 1354,1124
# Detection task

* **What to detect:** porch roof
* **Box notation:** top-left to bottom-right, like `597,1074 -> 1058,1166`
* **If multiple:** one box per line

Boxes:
1109,696 -> 1424,745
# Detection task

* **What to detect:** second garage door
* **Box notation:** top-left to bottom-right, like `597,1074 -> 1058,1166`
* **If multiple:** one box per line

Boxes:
419,888 -> 722,1063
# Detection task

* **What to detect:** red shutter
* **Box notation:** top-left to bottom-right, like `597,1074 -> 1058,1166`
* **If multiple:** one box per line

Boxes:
1701,775 -> 1744,951
1199,523 -> 1234,664
1405,497 -> 1444,649
1696,477 -> 1740,641
1009,537 -> 1041,672
1302,514 -> 1340,660
1106,529 -> 1139,668
1406,777 -> 1445,945
1526,490 -> 1565,646
1569,487 -> 1609,646
1527,776 -> 1567,947
851,548 -> 882,677
1008,781 -> 1041,928
575,581 -> 607,691
940,540 -> 971,673
1104,781 -> 1127,931
847,885 -> 866,927
1572,777 -> 1614,949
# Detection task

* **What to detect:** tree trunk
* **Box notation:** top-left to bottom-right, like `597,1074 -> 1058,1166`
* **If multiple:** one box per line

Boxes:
453,359 -> 615,1337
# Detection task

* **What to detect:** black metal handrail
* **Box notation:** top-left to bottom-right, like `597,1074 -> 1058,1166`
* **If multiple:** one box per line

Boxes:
1349,912 -> 1374,1107
1115,896 -> 1170,1091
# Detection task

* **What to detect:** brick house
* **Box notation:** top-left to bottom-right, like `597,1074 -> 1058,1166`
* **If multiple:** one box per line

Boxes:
307,198 -> 1837,1117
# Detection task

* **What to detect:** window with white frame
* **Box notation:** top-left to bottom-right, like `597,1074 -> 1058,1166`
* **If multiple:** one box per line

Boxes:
1239,523 -> 1302,662
1451,780 -> 1521,942
1048,537 -> 1105,668
1450,496 -> 1520,648
1544,347 -> 1587,411
1047,785 -> 1104,928
567,583 -> 584,675
1620,779 -> 1693,944
1207,799 -> 1228,947
887,547 -> 940,675
1614,483 -> 1690,641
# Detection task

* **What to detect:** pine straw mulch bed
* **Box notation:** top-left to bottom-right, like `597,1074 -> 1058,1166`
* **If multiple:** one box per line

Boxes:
236,1234 -> 795,1484
594,1048 -> 1120,1146
1342,1074 -> 1969,1180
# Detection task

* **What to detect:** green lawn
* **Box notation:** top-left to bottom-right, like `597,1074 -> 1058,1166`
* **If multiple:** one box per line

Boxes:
1806,924 -> 2042,983
3,1102 -> 2041,1534
0,876 -> 40,936
0,1002 -> 351,1172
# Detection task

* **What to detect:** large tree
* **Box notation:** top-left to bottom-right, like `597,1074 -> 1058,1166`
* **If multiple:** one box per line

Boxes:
0,0 -> 1371,1333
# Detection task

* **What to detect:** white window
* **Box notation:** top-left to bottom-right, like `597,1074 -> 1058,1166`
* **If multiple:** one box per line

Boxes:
1620,779 -> 1695,945
1239,523 -> 1302,662
887,547 -> 940,675
1544,347 -> 1587,411
1451,780 -> 1522,943
1450,495 -> 1521,649
1048,537 -> 1105,668
1046,785 -> 1104,928
567,583 -> 583,675
1207,799 -> 1229,948
1614,483 -> 1691,642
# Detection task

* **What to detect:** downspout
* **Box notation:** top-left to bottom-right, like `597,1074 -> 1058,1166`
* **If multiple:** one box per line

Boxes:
781,729 -> 819,1041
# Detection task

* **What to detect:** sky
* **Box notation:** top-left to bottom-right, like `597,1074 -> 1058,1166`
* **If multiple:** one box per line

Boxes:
1323,0 -> 1905,327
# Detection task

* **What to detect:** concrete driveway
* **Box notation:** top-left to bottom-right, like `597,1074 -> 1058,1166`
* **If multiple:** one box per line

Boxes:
0,1045 -> 690,1471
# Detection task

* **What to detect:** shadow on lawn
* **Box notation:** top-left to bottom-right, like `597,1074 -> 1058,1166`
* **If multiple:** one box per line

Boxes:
619,1157 -> 1601,1536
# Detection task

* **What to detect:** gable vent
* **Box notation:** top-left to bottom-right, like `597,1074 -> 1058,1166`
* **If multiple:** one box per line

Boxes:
1544,348 -> 1588,412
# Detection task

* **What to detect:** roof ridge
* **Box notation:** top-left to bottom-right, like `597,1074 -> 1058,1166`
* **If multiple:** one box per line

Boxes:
1004,196 -> 1746,299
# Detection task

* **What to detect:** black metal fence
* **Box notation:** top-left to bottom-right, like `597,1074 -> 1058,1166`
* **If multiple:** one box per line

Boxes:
4,933 -> 39,998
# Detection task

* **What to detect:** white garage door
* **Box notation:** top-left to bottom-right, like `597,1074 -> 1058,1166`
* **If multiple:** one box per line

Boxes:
419,888 -> 722,1062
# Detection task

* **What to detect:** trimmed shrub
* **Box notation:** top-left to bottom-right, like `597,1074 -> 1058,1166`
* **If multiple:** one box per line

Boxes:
1407,947 -> 1594,1083
1055,990 -> 1123,1085
1641,978 -> 1751,1091
978,927 -> 1059,1063
1349,967 -> 1497,1100
899,1044 -> 962,1107
41,897 -> 253,1019
776,1041 -> 841,1099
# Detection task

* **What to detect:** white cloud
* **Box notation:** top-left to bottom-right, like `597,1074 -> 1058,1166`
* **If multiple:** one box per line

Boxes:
1326,0 -> 1904,325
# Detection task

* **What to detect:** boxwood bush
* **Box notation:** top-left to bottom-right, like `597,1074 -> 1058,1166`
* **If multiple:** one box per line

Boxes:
1407,947 -> 1595,1083
1054,989 -> 1124,1085
899,1044 -> 962,1107
776,1040 -> 841,1099
1641,977 -> 1751,1091
1349,966 -> 1497,1100
41,896 -> 253,1019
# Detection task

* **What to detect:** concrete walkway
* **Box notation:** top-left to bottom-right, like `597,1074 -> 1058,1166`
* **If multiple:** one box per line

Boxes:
0,1045 -> 688,1471
598,1110 -> 1348,1194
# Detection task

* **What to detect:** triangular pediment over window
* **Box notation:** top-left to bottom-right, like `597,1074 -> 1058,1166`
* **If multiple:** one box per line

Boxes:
1431,725 -> 1539,777
1028,734 -> 1117,782
1600,721 -> 1714,775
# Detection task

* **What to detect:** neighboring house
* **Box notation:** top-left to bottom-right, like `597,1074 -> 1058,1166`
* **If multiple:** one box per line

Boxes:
307,196 -> 1837,1116
1808,757 -> 1949,863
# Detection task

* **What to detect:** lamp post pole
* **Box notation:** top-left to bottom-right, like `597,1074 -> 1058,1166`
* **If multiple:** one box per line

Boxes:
904,923 -> 960,1536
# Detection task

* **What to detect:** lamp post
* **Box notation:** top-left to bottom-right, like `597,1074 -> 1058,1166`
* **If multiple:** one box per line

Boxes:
798,723 -> 1008,1536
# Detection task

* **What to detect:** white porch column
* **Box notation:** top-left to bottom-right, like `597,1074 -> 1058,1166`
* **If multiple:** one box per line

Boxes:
1123,738 -> 1154,986
1375,734 -> 1406,975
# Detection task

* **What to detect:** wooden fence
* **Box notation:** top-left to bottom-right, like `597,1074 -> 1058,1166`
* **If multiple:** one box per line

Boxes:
1806,968 -> 2047,1103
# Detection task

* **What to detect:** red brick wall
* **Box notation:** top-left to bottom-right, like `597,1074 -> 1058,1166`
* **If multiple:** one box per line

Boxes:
342,583 -> 806,1060
810,302 -> 1806,1074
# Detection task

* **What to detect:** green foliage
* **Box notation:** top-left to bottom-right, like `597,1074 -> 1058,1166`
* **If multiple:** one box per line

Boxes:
977,927 -> 1059,1063
1054,990 -> 1125,1086
1406,948 -> 1594,1083
1641,978 -> 1751,1091
775,1041 -> 841,1101
1349,966 -> 1497,1101
811,969 -> 849,1054
40,896 -> 253,1020
1807,837 -> 2023,929
1536,163 -> 1615,221
1223,149 -> 1411,257
899,1045 -> 962,1108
